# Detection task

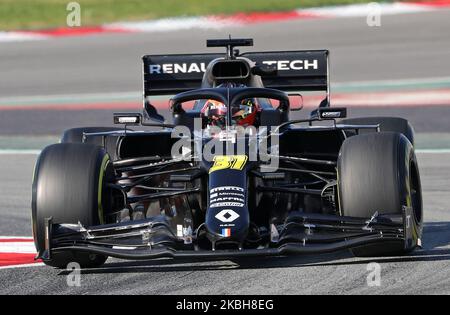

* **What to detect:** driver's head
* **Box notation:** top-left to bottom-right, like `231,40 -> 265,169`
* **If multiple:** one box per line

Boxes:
202,98 -> 258,129
232,98 -> 258,127
203,99 -> 227,129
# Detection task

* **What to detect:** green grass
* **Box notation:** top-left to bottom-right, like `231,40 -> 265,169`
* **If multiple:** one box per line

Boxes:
0,0 -> 386,31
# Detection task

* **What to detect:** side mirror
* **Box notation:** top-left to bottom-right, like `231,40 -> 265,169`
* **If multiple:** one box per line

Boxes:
144,100 -> 165,123
316,107 -> 347,120
114,113 -> 142,125
288,93 -> 304,111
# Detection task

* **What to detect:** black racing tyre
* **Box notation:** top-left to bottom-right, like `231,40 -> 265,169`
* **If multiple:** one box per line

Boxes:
32,143 -> 113,268
61,127 -> 123,160
339,117 -> 415,146
337,132 -> 423,257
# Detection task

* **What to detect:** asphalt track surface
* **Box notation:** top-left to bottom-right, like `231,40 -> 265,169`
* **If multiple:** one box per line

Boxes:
1,9 -> 450,295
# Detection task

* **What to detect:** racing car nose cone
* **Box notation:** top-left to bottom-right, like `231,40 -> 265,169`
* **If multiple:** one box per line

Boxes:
206,166 -> 250,245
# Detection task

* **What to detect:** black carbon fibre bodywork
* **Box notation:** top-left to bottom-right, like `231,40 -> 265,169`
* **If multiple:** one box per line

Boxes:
40,206 -> 418,261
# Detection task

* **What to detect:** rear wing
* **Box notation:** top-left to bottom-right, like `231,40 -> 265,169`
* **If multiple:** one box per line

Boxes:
142,50 -> 329,98
143,53 -> 223,96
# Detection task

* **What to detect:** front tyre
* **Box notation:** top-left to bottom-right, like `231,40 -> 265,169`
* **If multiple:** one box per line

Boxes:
32,143 -> 113,268
337,132 -> 423,257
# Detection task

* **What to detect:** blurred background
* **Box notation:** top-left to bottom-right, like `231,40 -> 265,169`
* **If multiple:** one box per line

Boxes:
1,0 -> 450,138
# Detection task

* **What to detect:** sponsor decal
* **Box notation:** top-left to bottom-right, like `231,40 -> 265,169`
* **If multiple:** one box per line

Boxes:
221,228 -> 232,237
210,202 -> 244,208
320,111 -> 342,118
210,197 -> 245,204
210,186 -> 245,193
149,59 -> 319,75
209,155 -> 248,174
149,63 -> 208,74
215,192 -> 245,197
215,209 -> 240,223
262,59 -> 319,71
209,186 -> 246,208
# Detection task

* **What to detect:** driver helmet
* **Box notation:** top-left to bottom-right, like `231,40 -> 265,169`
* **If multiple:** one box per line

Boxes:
202,98 -> 258,129
203,99 -> 227,129
232,98 -> 258,127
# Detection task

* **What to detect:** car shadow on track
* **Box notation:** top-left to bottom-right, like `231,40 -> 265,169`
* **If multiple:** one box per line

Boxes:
58,221 -> 450,275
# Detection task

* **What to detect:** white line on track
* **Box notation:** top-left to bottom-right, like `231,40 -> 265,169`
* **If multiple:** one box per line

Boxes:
0,32 -> 49,43
0,263 -> 45,270
0,150 -> 41,155
0,91 -> 142,106
416,149 -> 450,154
298,2 -> 437,17
333,76 -> 450,88
0,237 -> 43,270
0,242 -> 36,254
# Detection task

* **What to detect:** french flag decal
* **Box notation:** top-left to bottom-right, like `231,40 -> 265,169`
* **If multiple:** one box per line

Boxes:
221,228 -> 231,237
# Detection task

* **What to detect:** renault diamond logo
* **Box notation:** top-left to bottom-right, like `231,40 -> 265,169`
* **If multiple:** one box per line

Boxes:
215,209 -> 240,223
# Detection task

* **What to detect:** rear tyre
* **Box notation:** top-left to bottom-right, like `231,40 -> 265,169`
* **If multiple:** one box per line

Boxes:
61,127 -> 123,160
32,143 -> 113,268
337,132 -> 423,257
339,117 -> 415,146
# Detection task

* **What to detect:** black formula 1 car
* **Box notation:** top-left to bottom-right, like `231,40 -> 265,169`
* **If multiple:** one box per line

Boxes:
32,38 -> 423,268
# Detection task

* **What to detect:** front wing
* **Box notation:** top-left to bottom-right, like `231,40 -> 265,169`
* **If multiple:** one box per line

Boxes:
37,206 -> 420,262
